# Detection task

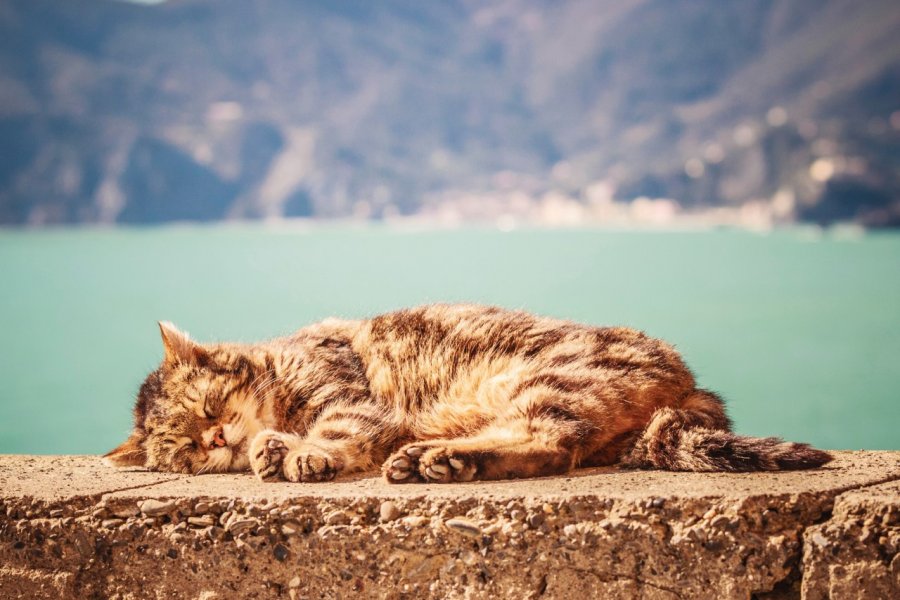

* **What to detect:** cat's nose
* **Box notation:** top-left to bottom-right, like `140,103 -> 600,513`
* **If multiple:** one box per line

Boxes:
212,428 -> 227,447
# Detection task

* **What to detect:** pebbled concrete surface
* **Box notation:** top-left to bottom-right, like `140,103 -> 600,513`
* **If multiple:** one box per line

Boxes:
0,451 -> 898,599
802,478 -> 900,600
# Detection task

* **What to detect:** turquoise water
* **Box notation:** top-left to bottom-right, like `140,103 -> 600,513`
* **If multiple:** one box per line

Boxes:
1,225 -> 898,454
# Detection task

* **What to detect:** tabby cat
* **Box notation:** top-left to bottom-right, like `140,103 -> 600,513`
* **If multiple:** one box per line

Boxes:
104,304 -> 832,482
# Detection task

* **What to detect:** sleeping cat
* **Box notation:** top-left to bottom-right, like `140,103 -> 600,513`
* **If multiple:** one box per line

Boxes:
104,304 -> 832,482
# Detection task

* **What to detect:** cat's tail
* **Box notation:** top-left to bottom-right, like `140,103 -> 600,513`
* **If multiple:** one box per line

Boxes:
620,389 -> 834,472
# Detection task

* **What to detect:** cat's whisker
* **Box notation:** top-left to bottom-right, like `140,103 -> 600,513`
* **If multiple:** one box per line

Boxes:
249,373 -> 280,406
245,369 -> 272,399
256,369 -> 279,391
246,368 -> 270,391
252,374 -> 285,402
248,369 -> 274,398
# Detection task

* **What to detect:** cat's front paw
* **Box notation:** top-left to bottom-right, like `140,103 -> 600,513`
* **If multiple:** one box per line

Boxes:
283,445 -> 344,482
249,431 -> 290,481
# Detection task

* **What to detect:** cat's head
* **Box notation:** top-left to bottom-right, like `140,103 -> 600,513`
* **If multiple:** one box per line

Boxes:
104,322 -> 268,474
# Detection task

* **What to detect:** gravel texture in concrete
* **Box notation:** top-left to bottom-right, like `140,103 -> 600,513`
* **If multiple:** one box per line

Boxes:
802,478 -> 899,600
1,452 -> 898,599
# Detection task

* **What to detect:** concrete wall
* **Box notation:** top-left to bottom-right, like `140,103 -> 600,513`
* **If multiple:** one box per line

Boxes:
1,452 -> 898,599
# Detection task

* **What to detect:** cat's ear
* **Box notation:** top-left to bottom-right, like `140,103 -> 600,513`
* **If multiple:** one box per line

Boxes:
103,432 -> 147,467
158,321 -> 208,365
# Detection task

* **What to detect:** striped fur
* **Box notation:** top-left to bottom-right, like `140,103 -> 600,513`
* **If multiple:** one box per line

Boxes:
104,304 -> 832,482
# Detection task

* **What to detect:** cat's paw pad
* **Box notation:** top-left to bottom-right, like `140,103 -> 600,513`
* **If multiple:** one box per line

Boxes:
249,433 -> 289,481
283,446 -> 344,483
383,446 -> 426,483
420,449 -> 476,483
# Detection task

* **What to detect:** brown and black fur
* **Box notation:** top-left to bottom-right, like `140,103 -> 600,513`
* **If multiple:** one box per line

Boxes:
105,304 -> 833,482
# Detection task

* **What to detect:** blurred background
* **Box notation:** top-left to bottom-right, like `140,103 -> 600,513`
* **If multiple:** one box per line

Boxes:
0,0 -> 898,454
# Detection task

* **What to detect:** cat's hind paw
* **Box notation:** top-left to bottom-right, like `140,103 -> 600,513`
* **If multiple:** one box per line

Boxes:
283,445 -> 344,483
383,444 -> 477,484
420,447 -> 477,483
383,446 -> 424,483
249,431 -> 290,481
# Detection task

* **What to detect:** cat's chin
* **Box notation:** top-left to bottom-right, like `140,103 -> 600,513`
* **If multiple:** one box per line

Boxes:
199,442 -> 250,473
229,452 -> 250,471
227,438 -> 249,470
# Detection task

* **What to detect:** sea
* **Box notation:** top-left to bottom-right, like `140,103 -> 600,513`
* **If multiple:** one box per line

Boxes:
1,224 -> 898,454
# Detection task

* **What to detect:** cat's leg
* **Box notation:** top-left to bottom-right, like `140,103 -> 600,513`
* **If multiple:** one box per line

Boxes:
384,383 -> 595,483
249,402 -> 395,482
281,402 -> 397,483
384,430 -> 575,483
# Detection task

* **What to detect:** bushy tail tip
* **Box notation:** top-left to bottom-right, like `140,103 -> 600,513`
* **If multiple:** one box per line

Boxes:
694,430 -> 834,472
622,408 -> 834,472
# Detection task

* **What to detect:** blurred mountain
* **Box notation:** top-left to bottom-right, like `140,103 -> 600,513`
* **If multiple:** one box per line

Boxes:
1,0 -> 899,226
